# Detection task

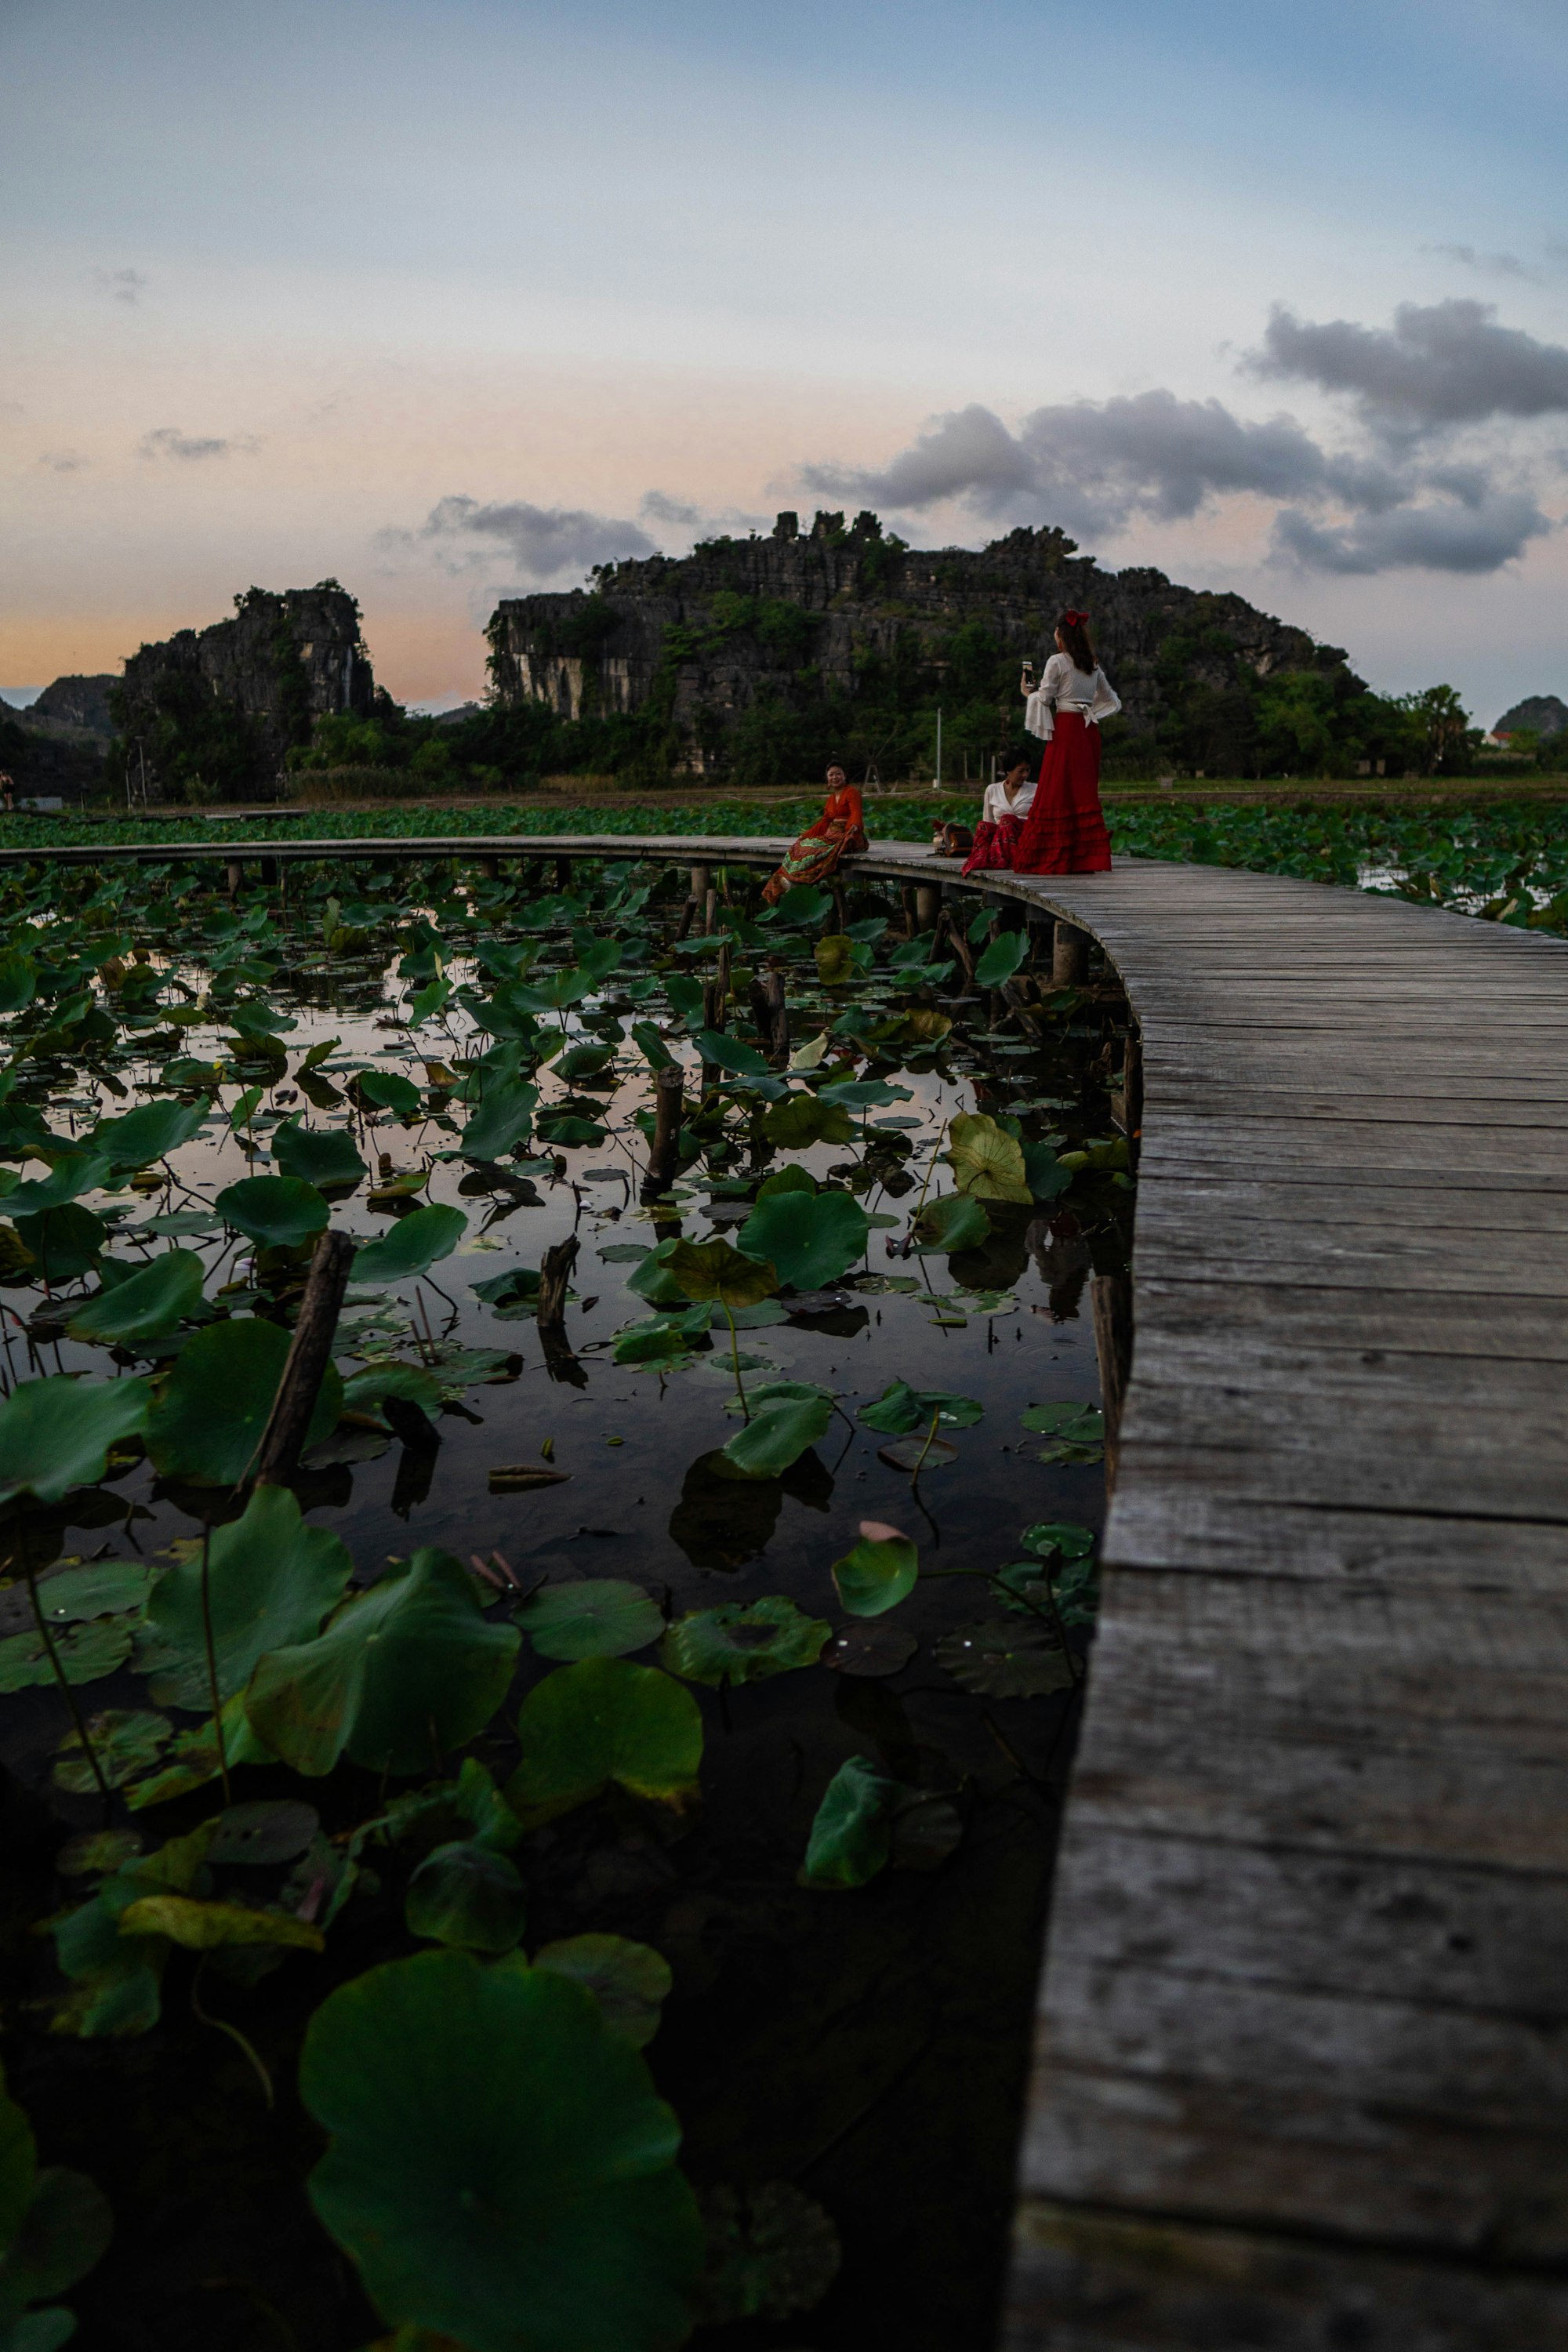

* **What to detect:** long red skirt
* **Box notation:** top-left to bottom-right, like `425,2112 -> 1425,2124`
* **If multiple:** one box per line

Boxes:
960,813 -> 1024,876
1011,712 -> 1112,875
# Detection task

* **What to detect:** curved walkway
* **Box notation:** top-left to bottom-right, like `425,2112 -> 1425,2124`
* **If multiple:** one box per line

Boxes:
16,833 -> 1568,2342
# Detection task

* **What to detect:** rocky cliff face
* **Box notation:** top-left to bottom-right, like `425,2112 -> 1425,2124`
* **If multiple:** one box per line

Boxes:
31,675 -> 118,739
487,510 -> 1353,775
115,583 -> 375,797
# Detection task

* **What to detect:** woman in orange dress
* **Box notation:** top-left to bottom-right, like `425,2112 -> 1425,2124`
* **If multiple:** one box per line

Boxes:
761,763 -> 867,905
1010,610 -> 1120,875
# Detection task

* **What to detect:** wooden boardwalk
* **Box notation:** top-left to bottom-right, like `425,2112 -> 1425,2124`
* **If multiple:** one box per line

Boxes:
13,830 -> 1568,2342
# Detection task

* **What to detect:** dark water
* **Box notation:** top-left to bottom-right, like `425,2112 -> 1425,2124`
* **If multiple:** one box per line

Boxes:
0,869 -> 1131,2352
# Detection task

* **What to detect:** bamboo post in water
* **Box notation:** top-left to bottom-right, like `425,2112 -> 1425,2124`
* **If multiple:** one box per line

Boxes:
762,968 -> 789,1065
1052,920 -> 1091,986
537,1234 -> 579,1336
254,1229 -> 355,1486
646,1065 -> 684,1195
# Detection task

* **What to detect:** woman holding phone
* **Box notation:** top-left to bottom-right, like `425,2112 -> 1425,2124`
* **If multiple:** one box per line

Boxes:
1011,609 -> 1120,874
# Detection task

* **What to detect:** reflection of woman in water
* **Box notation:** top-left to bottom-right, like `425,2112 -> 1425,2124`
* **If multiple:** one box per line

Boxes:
961,747 -> 1035,876
761,763 -> 867,906
1011,609 -> 1120,876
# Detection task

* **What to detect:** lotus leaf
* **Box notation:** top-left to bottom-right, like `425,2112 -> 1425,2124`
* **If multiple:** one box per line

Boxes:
0,1617 -> 132,1694
216,1175 -> 329,1249
1020,1141 -> 1073,1200
0,1374 -> 151,1504
625,1239 -> 691,1307
696,2181 -> 841,2325
405,1843 -> 527,1954
692,1030 -> 772,1080
461,1081 -> 539,1163
943,1112 -> 1032,1203
140,1483 -> 354,1708
532,1935 -> 672,2049
358,1070 -> 423,1118
831,1528 -> 918,1617
858,1381 -> 982,1436
31,1560 -> 149,1621
820,1622 -> 917,1678
662,1238 -> 778,1309
612,1323 -> 695,1368
246,1548 -> 520,1777
352,1203 -> 468,1283
816,1078 -> 913,1111
814,934 -> 869,985
935,1618 -> 1074,1697
300,1951 -> 702,2352
208,1799 -> 320,1866
508,1657 -> 702,1822
535,1113 -> 606,1147
146,1320 -> 341,1486
117,1895 -> 325,1951
90,1098 -> 206,1169
52,1709 -> 172,1795
760,1093 -> 855,1149
0,950 -> 37,1013
1021,1519 -> 1096,1559
737,1189 -> 868,1289
715,1392 -> 833,1479
271,1122 -> 368,1189
341,1361 -> 446,1422
910,1192 -> 991,1252
658,1596 -> 830,1686
13,1204 -> 104,1280
0,2089 -> 112,2331
65,1249 -> 205,1345
766,884 -> 831,927
6,1156 -> 112,1216
514,1580 -> 664,1661
755,1165 -> 815,1201
799,1756 -> 898,1889
975,929 -> 1028,986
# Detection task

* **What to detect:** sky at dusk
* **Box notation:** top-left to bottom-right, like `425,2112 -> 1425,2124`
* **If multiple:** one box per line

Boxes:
2,0 -> 1566,723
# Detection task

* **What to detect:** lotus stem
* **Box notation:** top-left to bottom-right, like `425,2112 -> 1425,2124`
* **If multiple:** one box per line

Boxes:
199,1523 -> 232,1806
192,1958 -> 273,2110
909,1401 -> 942,1485
24,1563 -> 113,1812
721,1298 -> 749,1421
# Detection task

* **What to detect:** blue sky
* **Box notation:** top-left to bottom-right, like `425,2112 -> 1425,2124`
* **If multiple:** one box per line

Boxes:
2,0 -> 1566,717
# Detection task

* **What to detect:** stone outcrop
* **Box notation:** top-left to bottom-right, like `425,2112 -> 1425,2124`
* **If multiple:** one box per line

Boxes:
30,676 -> 118,739
114,582 -> 375,796
487,510 -> 1354,771
1494,694 -> 1568,739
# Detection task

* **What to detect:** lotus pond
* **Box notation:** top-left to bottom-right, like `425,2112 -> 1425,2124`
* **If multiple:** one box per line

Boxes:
0,852 -> 1134,2352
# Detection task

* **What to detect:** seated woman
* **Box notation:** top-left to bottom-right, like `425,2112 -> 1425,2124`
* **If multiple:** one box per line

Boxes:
761,762 -> 867,906
960,748 -> 1036,875
1011,610 -> 1121,876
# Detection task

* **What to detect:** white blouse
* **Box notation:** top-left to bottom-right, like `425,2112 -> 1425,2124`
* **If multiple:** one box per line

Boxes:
982,773 -> 1036,823
1024,652 -> 1122,740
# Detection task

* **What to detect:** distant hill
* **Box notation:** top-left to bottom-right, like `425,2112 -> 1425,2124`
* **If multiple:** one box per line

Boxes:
31,674 -> 118,738
1494,695 -> 1568,739
488,510 -> 1368,785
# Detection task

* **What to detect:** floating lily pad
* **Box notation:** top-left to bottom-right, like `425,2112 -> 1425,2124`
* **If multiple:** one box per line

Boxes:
215,1174 -> 330,1249
207,1799 -> 321,1867
0,1616 -> 132,1694
532,1933 -> 672,2049
405,1842 -> 527,1954
509,1657 -> 703,1823
659,1596 -> 830,1687
876,1434 -> 960,1472
696,2181 -> 841,2325
352,1203 -> 468,1283
300,1951 -> 702,2352
858,1381 -> 983,1436
32,1559 -> 149,1621
514,1581 -> 664,1661
934,1618 -> 1075,1697
52,1710 -> 173,1795
820,1623 -> 918,1678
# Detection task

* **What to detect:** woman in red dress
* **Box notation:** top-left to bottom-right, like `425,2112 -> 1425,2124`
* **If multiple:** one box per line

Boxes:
961,748 -> 1035,875
761,763 -> 868,905
1010,610 -> 1120,875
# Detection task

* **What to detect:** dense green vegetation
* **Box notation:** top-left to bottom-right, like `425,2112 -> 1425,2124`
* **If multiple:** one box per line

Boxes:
5,794 -> 1566,927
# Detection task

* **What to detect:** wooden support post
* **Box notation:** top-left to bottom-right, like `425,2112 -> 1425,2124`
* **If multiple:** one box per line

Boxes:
225,859 -> 242,897
830,880 -> 849,934
645,1065 -> 684,1195
690,862 -> 711,908
254,1230 -> 355,1486
480,855 -> 500,881
702,978 -> 727,1033
702,884 -> 718,935
1091,1272 -> 1133,1494
900,884 -> 919,939
762,968 -> 789,1065
536,1233 -> 579,1335
915,881 -> 942,931
1052,920 -> 1090,987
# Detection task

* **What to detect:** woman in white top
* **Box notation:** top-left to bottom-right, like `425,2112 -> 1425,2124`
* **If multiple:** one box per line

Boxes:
1013,609 -> 1120,875
961,746 -> 1036,876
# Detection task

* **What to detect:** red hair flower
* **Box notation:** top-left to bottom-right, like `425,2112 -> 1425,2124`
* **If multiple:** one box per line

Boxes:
1063,608 -> 1087,626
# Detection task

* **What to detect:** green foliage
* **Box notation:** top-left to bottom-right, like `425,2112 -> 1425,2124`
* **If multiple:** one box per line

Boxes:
532,1936 -> 672,2050
509,1658 -> 703,1822
299,1951 -> 703,2352
513,1580 -> 664,1662
147,1319 -> 341,1485
270,1121 -> 367,1189
716,1389 -> 834,1478
799,1757 -> 898,1889
405,1843 -> 528,1954
66,1250 -> 205,1345
139,1483 -> 354,1708
216,1174 -> 329,1248
352,1203 -> 467,1282
0,1376 -> 151,1505
657,1596 -> 830,1686
831,1528 -> 918,1617
737,1188 -> 869,1287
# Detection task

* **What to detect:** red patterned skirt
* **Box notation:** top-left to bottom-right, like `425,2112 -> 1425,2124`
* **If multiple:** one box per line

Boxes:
960,814 -> 1024,876
1011,712 -> 1112,875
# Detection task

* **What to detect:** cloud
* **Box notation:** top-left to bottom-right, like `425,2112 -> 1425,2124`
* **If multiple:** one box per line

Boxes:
1247,299 -> 1568,431
1272,488 -> 1550,575
93,267 -> 147,305
1425,242 -> 1534,281
138,426 -> 257,462
38,451 -> 87,474
639,489 -> 704,526
390,495 -> 658,583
